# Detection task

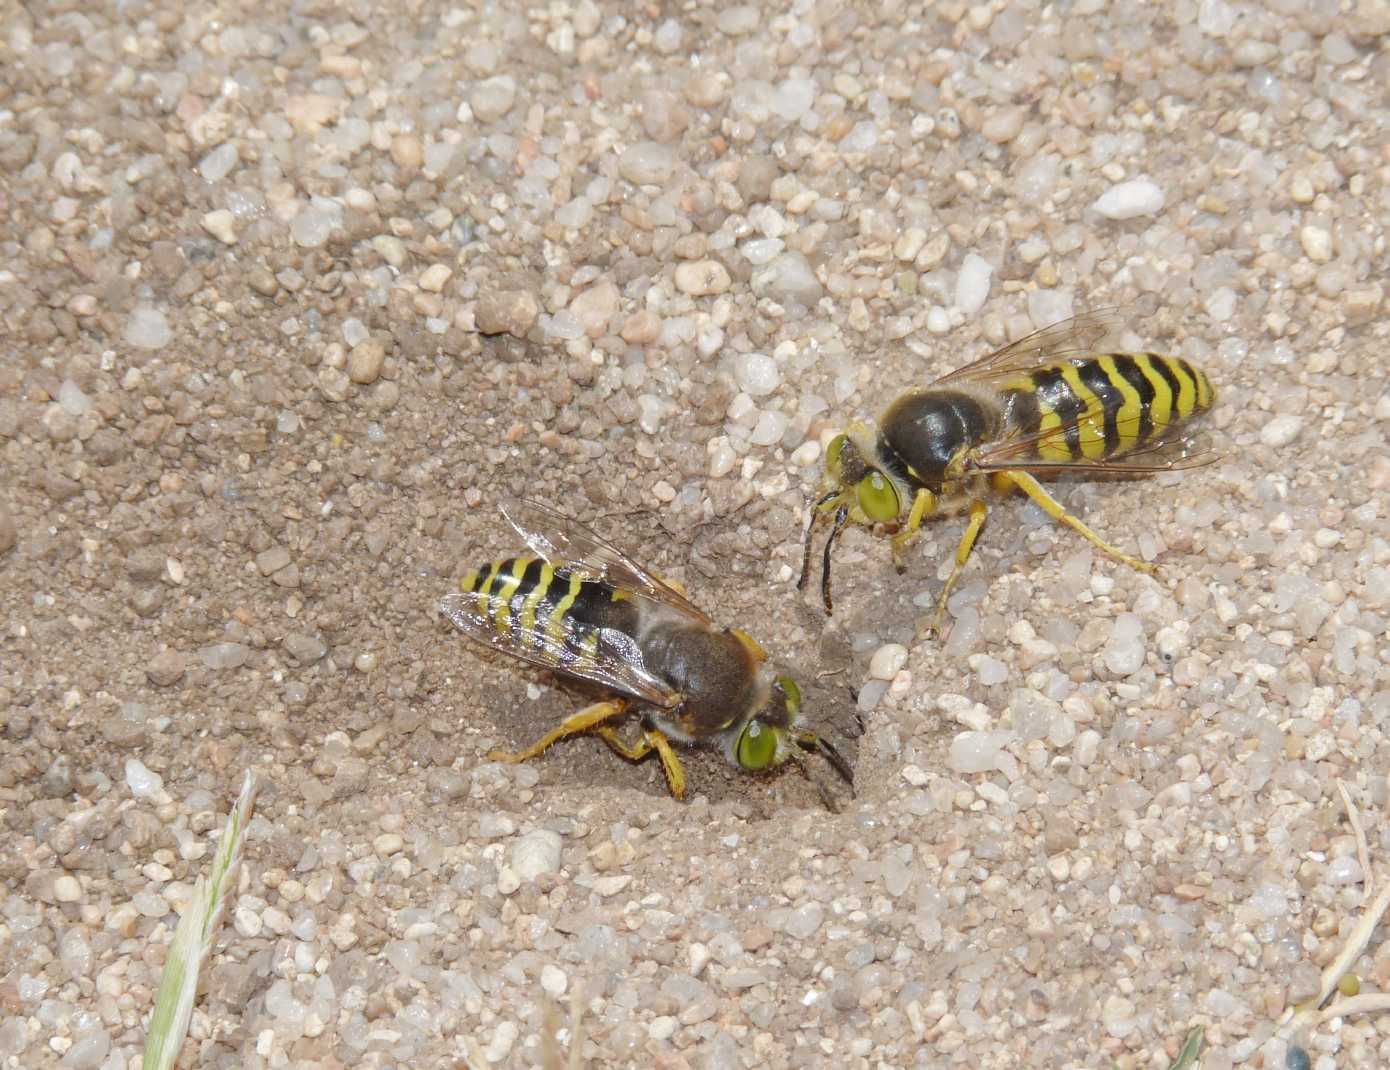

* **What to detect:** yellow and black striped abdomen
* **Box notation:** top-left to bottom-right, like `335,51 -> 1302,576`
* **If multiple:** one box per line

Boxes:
457,556 -> 640,663
1001,353 -> 1214,462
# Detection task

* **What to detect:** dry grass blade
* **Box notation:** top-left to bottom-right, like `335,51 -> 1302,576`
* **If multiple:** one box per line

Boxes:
1337,778 -> 1372,903
141,771 -> 259,1070
1277,871 -> 1390,1042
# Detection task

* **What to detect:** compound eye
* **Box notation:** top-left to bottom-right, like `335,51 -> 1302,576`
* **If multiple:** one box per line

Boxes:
855,471 -> 900,523
774,675 -> 802,717
735,719 -> 780,771
825,434 -> 848,476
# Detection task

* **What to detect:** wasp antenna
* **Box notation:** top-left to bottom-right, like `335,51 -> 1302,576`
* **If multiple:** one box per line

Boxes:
795,730 -> 855,791
819,505 -> 850,613
797,492 -> 839,593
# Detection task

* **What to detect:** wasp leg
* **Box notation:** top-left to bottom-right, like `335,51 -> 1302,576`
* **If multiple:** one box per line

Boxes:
487,699 -> 629,765
999,470 -> 1157,574
592,726 -> 688,801
923,499 -> 989,639
890,488 -> 936,570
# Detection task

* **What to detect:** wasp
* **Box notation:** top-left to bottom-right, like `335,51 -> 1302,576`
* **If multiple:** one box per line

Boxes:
441,499 -> 853,806
799,311 -> 1217,630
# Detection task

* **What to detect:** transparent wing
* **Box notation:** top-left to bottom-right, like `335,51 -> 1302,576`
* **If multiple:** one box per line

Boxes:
934,308 -> 1130,388
967,423 -> 1220,476
498,497 -> 713,627
439,590 -> 682,709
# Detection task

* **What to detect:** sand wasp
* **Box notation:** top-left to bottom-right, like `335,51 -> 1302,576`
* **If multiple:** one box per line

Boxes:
442,499 -> 853,806
799,311 -> 1217,631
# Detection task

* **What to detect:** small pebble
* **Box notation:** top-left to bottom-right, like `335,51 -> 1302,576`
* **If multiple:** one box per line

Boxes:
674,260 -> 732,297
734,353 -> 780,397
202,209 -> 238,244
955,253 -> 993,314
1091,179 -> 1165,219
1260,414 -> 1304,447
124,759 -> 164,800
510,829 -> 562,881
470,76 -> 517,122
125,306 -> 171,350
868,643 -> 908,681
1299,225 -> 1333,262
618,141 -> 676,185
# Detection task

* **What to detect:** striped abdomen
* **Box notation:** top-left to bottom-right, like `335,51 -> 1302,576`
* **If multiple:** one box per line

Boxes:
1000,353 -> 1214,462
457,555 -> 640,667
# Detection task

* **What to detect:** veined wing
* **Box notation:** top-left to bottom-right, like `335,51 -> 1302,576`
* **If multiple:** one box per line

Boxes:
934,309 -> 1130,388
440,586 -> 682,709
497,497 -> 713,626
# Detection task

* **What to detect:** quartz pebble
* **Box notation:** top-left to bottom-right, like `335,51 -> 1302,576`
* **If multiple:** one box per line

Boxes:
1091,179 -> 1165,219
510,829 -> 562,881
734,353 -> 780,397
1103,614 -> 1146,676
869,643 -> 908,681
1260,414 -> 1304,447
674,260 -> 732,296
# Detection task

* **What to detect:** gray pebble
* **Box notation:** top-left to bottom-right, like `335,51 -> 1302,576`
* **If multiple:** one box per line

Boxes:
284,633 -> 328,664
145,649 -> 186,687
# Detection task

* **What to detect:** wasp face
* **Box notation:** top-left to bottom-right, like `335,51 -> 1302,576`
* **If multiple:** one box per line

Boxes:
825,433 -> 902,524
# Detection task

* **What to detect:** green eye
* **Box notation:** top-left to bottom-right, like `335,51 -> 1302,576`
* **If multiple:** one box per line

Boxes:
736,719 -> 780,771
774,675 -> 801,716
825,434 -> 847,476
856,471 -> 900,522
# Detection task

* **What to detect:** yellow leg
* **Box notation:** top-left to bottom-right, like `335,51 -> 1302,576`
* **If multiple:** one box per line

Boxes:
593,726 -> 688,801
925,499 -> 989,638
891,488 -> 937,569
488,699 -> 629,765
999,470 -> 1156,574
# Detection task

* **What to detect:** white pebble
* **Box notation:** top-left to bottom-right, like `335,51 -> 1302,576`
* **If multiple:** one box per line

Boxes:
509,829 -> 562,882
202,209 -> 238,244
750,409 -> 788,446
947,731 -> 1014,774
1103,613 -> 1146,675
735,352 -> 780,397
197,142 -> 240,183
540,964 -> 568,997
707,437 -> 737,478
674,259 -> 731,296
124,758 -> 164,799
58,379 -> 91,416
291,207 -> 335,248
1091,179 -> 1165,220
470,76 -> 517,122
751,251 -> 823,306
717,6 -> 759,34
654,19 -> 683,53
125,306 -> 171,350
1299,225 -> 1333,262
1260,414 -> 1304,447
619,141 -> 676,184
971,655 -> 1008,686
419,265 -> 452,292
1204,286 -> 1237,322
485,1021 -> 519,1063
869,643 -> 908,681
955,253 -> 993,315
1073,729 -> 1101,766
770,77 -> 816,122
790,440 -> 820,467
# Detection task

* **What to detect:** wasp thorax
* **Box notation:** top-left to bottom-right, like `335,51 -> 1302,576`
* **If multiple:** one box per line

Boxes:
879,389 -> 996,488
642,625 -> 761,735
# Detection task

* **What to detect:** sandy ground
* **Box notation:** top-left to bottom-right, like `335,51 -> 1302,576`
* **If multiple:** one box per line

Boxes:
3,1 -> 1390,1068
